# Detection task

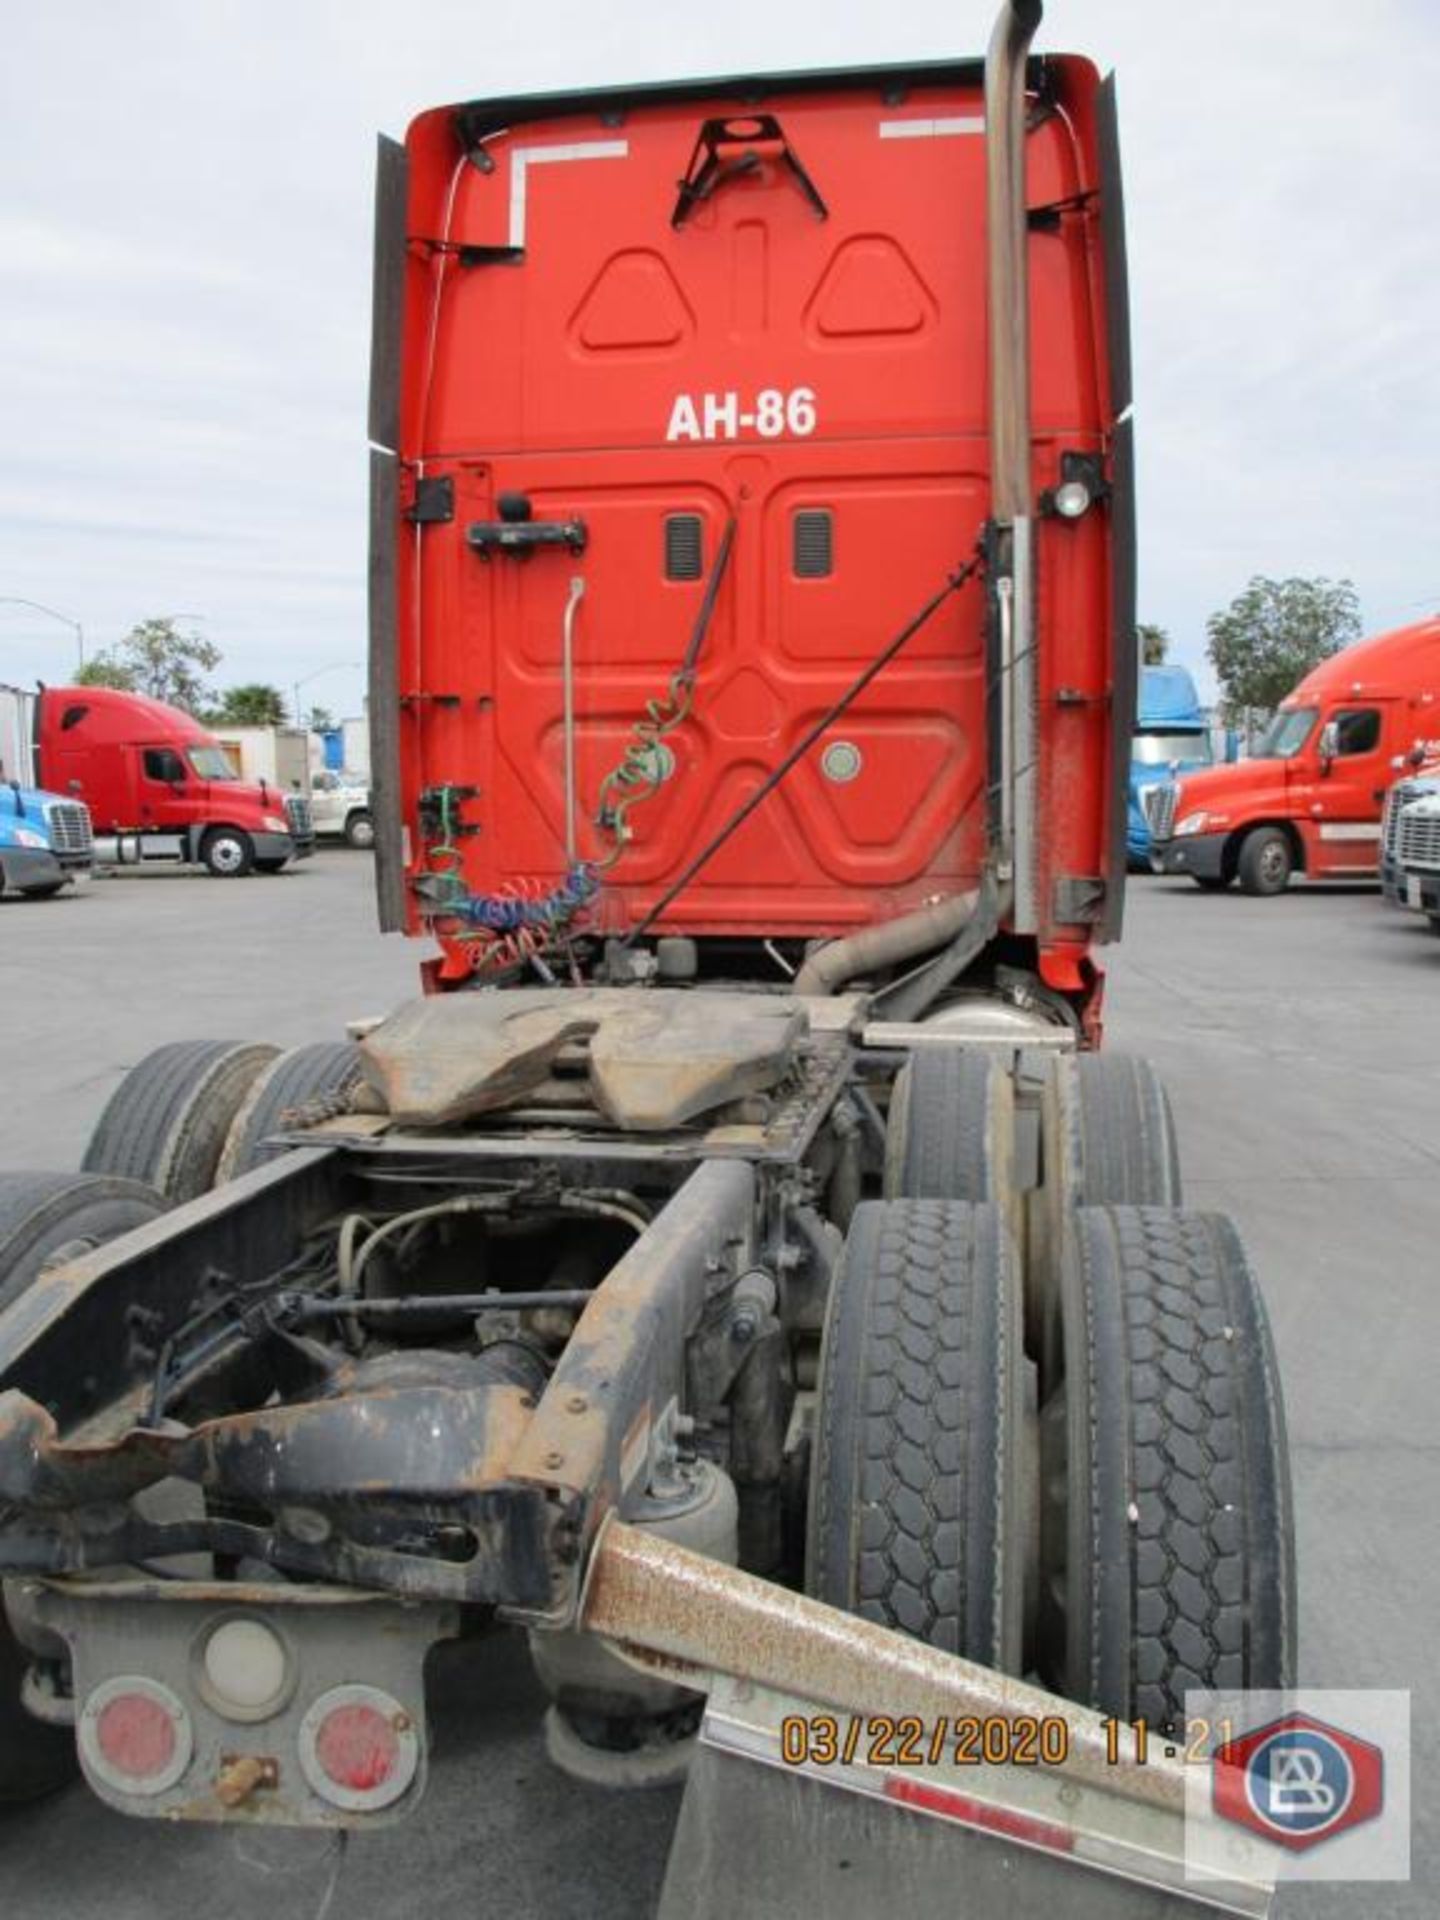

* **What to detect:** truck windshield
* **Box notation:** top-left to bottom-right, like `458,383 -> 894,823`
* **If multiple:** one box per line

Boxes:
187,747 -> 238,780
1254,708 -> 1317,760
1132,732 -> 1213,767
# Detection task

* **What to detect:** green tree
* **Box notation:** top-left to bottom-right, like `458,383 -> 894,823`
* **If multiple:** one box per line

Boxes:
73,657 -> 139,692
208,683 -> 288,727
1138,622 -> 1170,666
78,618 -> 221,714
1206,576 -> 1361,718
306,704 -> 337,733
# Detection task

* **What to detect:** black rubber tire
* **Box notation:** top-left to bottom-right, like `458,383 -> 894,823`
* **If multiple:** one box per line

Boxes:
1237,826 -> 1293,896
0,1171 -> 168,1315
217,1041 -> 365,1180
199,827 -> 254,878
807,1199 -> 1024,1670
0,1605 -> 75,1805
0,1170 -> 170,1803
343,810 -> 375,850
1075,1054 -> 1182,1208
1038,1205 -> 1295,1734
1191,874 -> 1231,892
81,1040 -> 279,1202
883,1049 -> 1008,1202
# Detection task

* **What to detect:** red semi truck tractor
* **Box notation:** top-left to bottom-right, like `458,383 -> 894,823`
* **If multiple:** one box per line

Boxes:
0,8 -> 1296,1912
24,684 -> 314,875
1150,614 -> 1440,894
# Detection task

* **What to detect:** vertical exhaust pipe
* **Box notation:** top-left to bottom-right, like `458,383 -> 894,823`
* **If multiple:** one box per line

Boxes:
985,0 -> 1042,933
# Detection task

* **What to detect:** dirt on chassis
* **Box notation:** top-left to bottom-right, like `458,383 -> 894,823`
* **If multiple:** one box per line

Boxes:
0,997 -> 1292,1913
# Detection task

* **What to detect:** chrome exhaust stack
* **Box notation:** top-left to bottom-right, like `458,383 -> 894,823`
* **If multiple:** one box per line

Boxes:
985,0 -> 1043,932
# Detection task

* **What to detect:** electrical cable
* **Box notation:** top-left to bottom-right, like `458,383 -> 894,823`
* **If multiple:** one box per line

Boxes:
623,547 -> 984,946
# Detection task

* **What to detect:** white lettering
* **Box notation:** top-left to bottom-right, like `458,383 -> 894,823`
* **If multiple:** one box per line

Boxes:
666,394 -> 702,442
665,387 -> 820,443
703,391 -> 740,440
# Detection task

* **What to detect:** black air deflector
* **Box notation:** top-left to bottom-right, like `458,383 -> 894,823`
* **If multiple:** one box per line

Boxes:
665,514 -> 704,581
793,510 -> 833,578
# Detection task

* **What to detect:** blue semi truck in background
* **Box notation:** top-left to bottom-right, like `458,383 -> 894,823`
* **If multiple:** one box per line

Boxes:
1127,664 -> 1214,865
0,687 -> 94,900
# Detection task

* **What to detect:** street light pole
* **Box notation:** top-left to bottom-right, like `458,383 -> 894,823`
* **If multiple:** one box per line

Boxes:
0,597 -> 85,669
292,662 -> 360,729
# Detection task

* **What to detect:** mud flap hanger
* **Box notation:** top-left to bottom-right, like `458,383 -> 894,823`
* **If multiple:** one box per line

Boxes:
582,1521 -> 1276,1917
672,115 -> 828,227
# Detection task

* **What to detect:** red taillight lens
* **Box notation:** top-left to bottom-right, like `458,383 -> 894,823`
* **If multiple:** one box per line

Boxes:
298,1685 -> 419,1812
98,1692 -> 175,1775
78,1677 -> 192,1797
315,1702 -> 398,1792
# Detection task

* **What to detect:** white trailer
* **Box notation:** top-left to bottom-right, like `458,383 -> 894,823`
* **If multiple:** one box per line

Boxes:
212,725 -> 312,796
0,686 -> 39,788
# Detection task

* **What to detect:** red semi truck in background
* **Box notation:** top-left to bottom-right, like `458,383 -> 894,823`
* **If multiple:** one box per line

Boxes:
18,684 -> 314,875
1150,614 -> 1440,894
0,9 -> 1296,1913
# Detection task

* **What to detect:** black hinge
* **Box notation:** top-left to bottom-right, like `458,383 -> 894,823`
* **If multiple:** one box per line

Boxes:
1027,188 -> 1098,233
1053,875 -> 1107,924
458,244 -> 524,267
406,476 -> 454,524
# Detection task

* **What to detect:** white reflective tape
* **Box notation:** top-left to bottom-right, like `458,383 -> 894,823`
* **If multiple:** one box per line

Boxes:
1317,823 -> 1382,842
509,141 -> 629,249
878,117 -> 985,139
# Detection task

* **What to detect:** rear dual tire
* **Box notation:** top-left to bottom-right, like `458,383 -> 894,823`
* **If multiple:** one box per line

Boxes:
883,1049 -> 1010,1203
216,1041 -> 366,1180
82,1040 -> 279,1202
807,1199 -> 1025,1671
816,1055 -> 1292,1733
1038,1205 -> 1295,1732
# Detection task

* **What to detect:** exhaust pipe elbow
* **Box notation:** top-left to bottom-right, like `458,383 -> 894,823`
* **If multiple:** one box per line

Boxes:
792,891 -> 982,997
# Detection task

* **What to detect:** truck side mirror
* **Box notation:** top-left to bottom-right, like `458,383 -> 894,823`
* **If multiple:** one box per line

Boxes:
1317,721 -> 1339,772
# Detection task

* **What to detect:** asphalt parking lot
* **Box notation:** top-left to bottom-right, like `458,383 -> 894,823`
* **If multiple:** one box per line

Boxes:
0,853 -> 1435,1918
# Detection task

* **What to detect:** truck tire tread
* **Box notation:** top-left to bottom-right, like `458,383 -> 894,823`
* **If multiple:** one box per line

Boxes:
884,1049 -> 1005,1202
82,1040 -> 279,1201
0,1171 -> 168,1314
808,1198 -> 1022,1669
1048,1204 -> 1294,1732
1074,1054 -> 1182,1207
217,1042 -> 366,1180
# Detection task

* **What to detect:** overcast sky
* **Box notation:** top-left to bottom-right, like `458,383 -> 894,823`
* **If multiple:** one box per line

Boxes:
2,1 -> 1436,719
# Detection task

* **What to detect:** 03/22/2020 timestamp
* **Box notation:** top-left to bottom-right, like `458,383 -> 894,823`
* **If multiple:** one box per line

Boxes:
778,1715 -> 1235,1770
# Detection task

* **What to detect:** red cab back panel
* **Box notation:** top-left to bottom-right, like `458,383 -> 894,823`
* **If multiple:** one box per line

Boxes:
387,58 -> 1123,966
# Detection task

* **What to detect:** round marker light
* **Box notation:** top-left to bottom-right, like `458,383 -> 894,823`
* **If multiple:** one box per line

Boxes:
200,1617 -> 291,1720
78,1676 -> 193,1797
297,1684 -> 420,1812
1052,478 -> 1092,519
